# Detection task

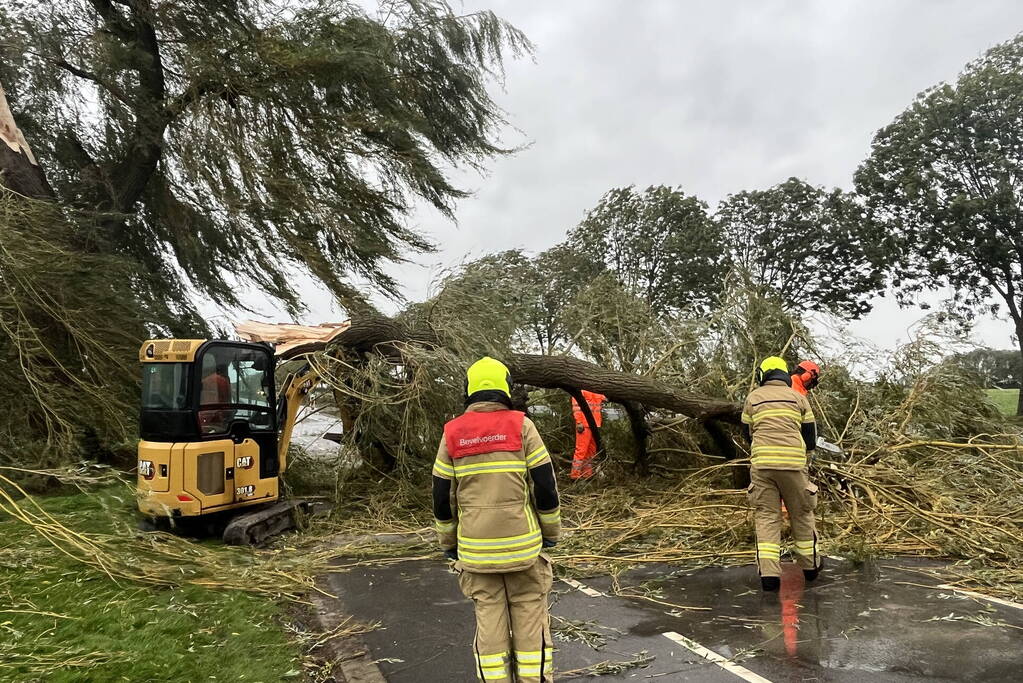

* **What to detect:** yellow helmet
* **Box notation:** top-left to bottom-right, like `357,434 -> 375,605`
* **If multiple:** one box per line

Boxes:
466,357 -> 511,397
756,356 -> 788,385
760,356 -> 788,374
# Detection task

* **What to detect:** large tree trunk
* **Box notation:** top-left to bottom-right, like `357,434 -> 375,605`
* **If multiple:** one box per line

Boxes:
504,354 -> 740,424
314,316 -> 742,425
1016,321 -> 1023,417
241,316 -> 747,473
0,83 -> 54,199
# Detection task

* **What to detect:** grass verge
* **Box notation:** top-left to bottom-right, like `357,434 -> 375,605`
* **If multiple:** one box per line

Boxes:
0,485 -> 303,682
986,388 -> 1020,416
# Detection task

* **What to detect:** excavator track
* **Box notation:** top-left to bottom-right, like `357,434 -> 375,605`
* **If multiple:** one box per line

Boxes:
222,500 -> 312,545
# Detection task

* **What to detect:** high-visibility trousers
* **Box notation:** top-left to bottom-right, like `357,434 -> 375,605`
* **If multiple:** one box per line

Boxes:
748,468 -> 820,577
457,555 -> 554,683
571,426 -> 596,479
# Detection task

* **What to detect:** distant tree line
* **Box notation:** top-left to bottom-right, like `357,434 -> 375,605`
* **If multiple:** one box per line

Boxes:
954,349 -> 1022,389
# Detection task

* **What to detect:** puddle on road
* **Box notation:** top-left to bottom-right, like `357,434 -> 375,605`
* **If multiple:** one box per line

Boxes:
604,559 -> 1022,681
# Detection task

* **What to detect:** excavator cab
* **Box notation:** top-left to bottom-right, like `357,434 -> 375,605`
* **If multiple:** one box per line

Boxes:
137,339 -> 311,542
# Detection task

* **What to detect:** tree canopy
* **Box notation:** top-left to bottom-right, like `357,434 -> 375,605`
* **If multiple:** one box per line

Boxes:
716,177 -> 884,319
854,32 -> 1023,413
568,185 -> 726,317
0,0 -> 530,330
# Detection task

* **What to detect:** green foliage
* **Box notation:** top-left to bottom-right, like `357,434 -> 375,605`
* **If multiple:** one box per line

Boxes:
568,185 -> 726,316
421,245 -> 594,355
0,486 -> 300,682
1,0 -> 530,326
854,32 -> 1023,412
563,274 -> 668,373
716,177 -> 884,319
421,250 -> 539,353
0,190 -> 144,465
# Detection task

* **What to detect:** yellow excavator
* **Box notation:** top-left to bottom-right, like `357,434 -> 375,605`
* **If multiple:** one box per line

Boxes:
136,338 -> 320,544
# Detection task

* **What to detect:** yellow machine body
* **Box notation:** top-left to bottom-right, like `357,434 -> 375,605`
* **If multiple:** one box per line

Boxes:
136,338 -> 315,521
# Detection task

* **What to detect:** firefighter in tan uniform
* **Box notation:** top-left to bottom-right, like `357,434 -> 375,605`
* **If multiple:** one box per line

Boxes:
432,357 -> 560,683
743,356 -> 822,592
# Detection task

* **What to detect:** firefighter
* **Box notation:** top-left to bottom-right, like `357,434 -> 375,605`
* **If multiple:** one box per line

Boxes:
432,357 -> 560,683
742,356 -> 822,592
570,390 -> 605,480
790,360 -> 821,396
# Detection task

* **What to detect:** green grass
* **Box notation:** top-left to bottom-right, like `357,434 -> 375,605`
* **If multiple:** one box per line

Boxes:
987,388 -> 1020,416
0,485 -> 303,682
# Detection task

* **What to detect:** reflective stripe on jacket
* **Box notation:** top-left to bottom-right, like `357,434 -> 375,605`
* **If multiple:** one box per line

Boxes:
741,380 -> 815,470
433,402 -> 560,573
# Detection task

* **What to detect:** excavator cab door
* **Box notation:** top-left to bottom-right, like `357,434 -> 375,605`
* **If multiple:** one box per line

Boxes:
194,343 -> 279,506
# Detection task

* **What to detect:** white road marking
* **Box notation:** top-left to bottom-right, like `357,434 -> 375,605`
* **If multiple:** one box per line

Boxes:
936,585 -> 1023,611
662,631 -> 773,683
561,577 -> 603,597
564,577 -> 775,681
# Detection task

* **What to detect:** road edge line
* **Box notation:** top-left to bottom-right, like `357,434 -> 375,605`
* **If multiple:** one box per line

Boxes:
662,631 -> 773,683
936,584 -> 1023,611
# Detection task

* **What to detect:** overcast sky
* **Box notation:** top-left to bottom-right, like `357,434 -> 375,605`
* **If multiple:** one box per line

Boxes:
249,0 -> 1023,352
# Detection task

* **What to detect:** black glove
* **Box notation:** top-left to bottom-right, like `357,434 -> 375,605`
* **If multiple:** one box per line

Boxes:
443,548 -> 458,560
542,538 -> 557,548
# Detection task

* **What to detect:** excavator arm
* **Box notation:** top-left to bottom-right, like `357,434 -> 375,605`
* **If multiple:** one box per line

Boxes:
276,362 -> 321,473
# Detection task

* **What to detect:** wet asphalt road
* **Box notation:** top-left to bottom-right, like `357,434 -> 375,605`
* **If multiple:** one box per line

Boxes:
324,556 -> 1023,682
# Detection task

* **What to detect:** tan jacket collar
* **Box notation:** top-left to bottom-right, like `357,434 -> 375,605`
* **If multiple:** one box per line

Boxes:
466,401 -> 510,413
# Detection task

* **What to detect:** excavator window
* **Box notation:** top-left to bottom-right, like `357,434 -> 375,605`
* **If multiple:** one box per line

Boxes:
196,345 -> 275,436
142,363 -> 189,411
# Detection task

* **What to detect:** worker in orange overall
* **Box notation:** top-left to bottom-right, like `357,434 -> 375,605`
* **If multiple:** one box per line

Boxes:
570,390 -> 605,480
790,360 -> 821,396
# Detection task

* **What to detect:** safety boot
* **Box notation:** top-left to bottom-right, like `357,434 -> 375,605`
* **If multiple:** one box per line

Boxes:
761,576 -> 780,592
803,557 -> 824,582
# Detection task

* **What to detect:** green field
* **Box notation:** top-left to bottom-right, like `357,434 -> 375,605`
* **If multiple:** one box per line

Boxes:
0,485 -> 302,682
987,388 -> 1020,416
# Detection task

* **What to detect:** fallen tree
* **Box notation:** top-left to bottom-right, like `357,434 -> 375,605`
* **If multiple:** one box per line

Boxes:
238,315 -> 745,480
242,315 -> 741,422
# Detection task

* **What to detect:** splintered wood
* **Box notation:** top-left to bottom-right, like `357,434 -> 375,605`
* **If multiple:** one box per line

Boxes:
235,320 -> 351,359
0,84 -> 38,164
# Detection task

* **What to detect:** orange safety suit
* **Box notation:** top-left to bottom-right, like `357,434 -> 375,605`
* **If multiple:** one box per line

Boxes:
570,391 -> 604,480
790,361 -> 820,396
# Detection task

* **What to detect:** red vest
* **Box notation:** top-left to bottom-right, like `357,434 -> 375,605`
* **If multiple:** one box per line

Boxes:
444,410 -> 524,459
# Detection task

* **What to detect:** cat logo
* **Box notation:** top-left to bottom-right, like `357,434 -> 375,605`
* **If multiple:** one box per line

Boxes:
236,456 -> 254,469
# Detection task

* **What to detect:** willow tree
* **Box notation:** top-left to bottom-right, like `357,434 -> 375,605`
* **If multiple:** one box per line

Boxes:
0,0 -> 529,463
0,0 -> 530,332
